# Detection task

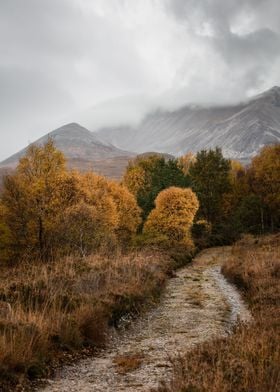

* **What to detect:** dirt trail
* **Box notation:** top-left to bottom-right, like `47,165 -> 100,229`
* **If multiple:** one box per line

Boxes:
38,247 -> 251,392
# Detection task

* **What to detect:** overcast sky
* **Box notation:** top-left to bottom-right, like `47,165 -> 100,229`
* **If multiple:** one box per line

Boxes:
1,0 -> 280,160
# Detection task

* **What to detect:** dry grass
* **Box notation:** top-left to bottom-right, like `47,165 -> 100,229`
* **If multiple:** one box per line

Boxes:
155,234 -> 280,392
113,353 -> 144,374
0,250 -> 172,390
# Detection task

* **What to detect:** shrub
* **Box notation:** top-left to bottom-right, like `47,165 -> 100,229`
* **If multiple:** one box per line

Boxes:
123,155 -> 190,221
144,187 -> 199,255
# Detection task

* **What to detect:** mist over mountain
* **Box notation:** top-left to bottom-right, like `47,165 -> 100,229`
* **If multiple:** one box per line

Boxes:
1,87 -> 280,180
95,86 -> 280,161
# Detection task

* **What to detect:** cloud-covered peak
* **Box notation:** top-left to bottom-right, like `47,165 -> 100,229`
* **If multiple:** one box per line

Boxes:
0,0 -> 280,160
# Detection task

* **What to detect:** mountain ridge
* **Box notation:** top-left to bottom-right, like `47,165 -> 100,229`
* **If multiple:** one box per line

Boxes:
0,123 -> 135,180
1,122 -> 133,167
1,87 -> 280,179
95,86 -> 280,160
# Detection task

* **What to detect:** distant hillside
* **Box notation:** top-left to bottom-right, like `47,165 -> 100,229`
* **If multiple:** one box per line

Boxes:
96,86 -> 280,160
0,123 -> 135,179
1,123 -> 134,165
3,87 -> 280,181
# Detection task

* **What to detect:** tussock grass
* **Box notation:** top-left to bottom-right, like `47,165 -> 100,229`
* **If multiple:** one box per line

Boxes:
155,234 -> 280,392
0,250 -> 172,390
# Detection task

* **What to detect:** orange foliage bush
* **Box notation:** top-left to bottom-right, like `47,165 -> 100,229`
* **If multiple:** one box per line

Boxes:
122,165 -> 146,196
106,181 -> 142,243
0,141 -> 141,261
144,187 -> 199,246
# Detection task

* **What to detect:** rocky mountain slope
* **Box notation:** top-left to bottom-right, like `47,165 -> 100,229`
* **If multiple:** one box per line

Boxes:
1,87 -> 280,181
96,86 -> 280,160
2,123 -> 133,165
0,123 -> 135,179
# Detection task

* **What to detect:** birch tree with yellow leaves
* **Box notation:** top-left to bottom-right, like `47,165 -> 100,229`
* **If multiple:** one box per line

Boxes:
144,187 -> 199,250
0,141 -> 141,261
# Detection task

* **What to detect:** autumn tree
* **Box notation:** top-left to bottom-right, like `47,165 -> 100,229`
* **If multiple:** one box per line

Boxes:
71,172 -> 141,250
106,181 -> 142,244
222,160 -> 249,219
1,142 -> 141,261
224,145 -> 280,234
178,152 -> 196,175
123,155 -> 190,221
144,187 -> 199,249
59,199 -> 118,256
122,165 -> 146,197
189,148 -> 231,224
1,140 -> 78,260
250,144 -> 280,231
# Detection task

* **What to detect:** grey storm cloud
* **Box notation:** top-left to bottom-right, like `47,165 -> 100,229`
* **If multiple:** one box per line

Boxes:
0,0 -> 280,160
165,0 -> 280,99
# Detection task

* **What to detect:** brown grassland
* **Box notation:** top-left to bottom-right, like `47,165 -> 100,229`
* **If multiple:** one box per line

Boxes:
155,234 -> 280,392
0,249 -> 173,391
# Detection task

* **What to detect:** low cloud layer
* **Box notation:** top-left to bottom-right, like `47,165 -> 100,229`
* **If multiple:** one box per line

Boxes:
0,0 -> 280,159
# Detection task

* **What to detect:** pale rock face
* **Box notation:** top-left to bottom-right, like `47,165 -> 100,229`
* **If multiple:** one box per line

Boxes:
95,86 -> 280,160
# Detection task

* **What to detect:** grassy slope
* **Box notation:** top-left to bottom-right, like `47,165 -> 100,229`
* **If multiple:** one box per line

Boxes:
0,250 -> 173,391
156,234 -> 280,392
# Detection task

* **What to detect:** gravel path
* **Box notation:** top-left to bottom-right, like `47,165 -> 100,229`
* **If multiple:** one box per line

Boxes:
38,247 -> 251,392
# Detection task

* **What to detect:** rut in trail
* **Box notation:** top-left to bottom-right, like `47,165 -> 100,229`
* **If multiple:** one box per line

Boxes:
39,247 -> 251,392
